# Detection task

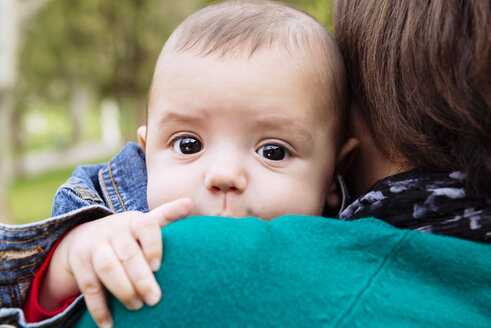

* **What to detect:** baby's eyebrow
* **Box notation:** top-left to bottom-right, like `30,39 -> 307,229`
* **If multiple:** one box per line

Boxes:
157,112 -> 207,128
253,117 -> 313,144
157,112 -> 313,145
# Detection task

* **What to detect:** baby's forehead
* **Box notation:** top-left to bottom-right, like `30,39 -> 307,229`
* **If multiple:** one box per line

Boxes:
150,47 -> 333,109
148,49 -> 341,138
153,41 -> 336,93
150,50 -> 342,143
154,45 -> 322,76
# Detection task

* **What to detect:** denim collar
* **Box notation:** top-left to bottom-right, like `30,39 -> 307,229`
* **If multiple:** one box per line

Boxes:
98,142 -> 149,213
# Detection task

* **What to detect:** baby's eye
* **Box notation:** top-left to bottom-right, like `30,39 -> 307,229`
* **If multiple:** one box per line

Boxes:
172,136 -> 203,155
257,144 -> 289,161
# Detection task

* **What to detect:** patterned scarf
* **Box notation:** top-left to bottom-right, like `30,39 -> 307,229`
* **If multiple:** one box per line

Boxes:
339,168 -> 491,243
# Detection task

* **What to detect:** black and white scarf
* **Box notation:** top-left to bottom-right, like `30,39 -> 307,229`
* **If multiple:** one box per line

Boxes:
339,169 -> 491,243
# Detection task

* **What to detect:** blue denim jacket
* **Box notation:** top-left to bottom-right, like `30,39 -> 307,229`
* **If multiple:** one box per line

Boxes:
52,142 -> 148,217
0,143 -> 147,327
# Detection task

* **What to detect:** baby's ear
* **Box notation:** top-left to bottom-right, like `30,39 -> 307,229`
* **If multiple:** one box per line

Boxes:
137,126 -> 147,152
325,138 -> 359,209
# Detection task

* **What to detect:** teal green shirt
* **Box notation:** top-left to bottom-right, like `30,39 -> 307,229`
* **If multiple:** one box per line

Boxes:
75,216 -> 491,327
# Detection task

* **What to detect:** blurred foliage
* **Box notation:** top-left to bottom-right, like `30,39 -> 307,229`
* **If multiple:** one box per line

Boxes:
293,0 -> 334,31
22,104 -> 101,151
19,0 -> 202,141
20,0 -> 200,100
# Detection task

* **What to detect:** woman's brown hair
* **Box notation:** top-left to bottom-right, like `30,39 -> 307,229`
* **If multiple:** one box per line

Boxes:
335,0 -> 490,193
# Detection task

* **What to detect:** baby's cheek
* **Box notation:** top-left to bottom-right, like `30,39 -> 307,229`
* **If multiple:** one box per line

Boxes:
147,178 -> 197,211
267,186 -> 325,218
294,184 -> 326,216
145,168 -> 180,209
146,179 -> 174,210
146,185 -> 162,211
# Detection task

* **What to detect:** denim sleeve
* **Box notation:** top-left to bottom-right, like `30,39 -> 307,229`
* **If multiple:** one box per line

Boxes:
0,145 -> 144,326
0,206 -> 112,327
0,163 -> 114,327
0,294 -> 87,328
51,164 -> 109,217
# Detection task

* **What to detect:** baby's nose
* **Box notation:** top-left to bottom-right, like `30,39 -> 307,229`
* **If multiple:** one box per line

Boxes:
204,155 -> 247,193
205,171 -> 247,192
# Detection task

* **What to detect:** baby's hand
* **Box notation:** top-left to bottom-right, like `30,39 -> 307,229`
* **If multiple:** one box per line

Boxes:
39,198 -> 193,328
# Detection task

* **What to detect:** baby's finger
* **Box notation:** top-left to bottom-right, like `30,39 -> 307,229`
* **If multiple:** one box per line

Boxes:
71,253 -> 113,328
130,216 -> 163,271
111,233 -> 162,306
148,197 -> 194,227
92,243 -> 143,310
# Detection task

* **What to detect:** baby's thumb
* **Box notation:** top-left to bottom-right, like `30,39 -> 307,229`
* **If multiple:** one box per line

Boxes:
148,198 -> 194,227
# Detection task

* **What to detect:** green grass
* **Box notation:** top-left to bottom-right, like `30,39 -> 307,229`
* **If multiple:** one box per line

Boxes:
7,166 -> 76,224
7,154 -> 114,224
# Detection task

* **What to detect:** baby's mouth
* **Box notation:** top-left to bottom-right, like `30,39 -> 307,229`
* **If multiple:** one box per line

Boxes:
212,194 -> 234,217
192,194 -> 251,218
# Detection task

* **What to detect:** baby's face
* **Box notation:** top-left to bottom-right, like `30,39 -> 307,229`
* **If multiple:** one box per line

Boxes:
140,50 -> 340,220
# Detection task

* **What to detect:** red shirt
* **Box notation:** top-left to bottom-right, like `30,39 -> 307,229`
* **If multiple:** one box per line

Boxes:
23,235 -> 79,322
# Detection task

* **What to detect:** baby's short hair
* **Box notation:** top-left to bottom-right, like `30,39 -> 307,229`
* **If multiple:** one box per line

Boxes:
151,0 -> 348,144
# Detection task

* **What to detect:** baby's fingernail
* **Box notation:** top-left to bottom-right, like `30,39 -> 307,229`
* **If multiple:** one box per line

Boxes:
150,259 -> 161,272
145,291 -> 161,306
128,298 -> 143,310
100,319 -> 113,328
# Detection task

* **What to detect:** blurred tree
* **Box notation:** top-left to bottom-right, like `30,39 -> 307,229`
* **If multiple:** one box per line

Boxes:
19,0 -> 200,142
0,0 -> 51,223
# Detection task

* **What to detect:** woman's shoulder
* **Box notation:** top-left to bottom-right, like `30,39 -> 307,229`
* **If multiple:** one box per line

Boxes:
75,215 -> 491,327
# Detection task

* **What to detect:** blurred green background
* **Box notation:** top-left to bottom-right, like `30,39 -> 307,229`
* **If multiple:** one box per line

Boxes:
0,0 -> 333,224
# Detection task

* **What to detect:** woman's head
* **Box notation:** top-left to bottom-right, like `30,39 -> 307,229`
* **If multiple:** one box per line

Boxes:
335,0 -> 490,194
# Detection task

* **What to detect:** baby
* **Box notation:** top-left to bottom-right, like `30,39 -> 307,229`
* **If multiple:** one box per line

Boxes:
30,1 -> 357,327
